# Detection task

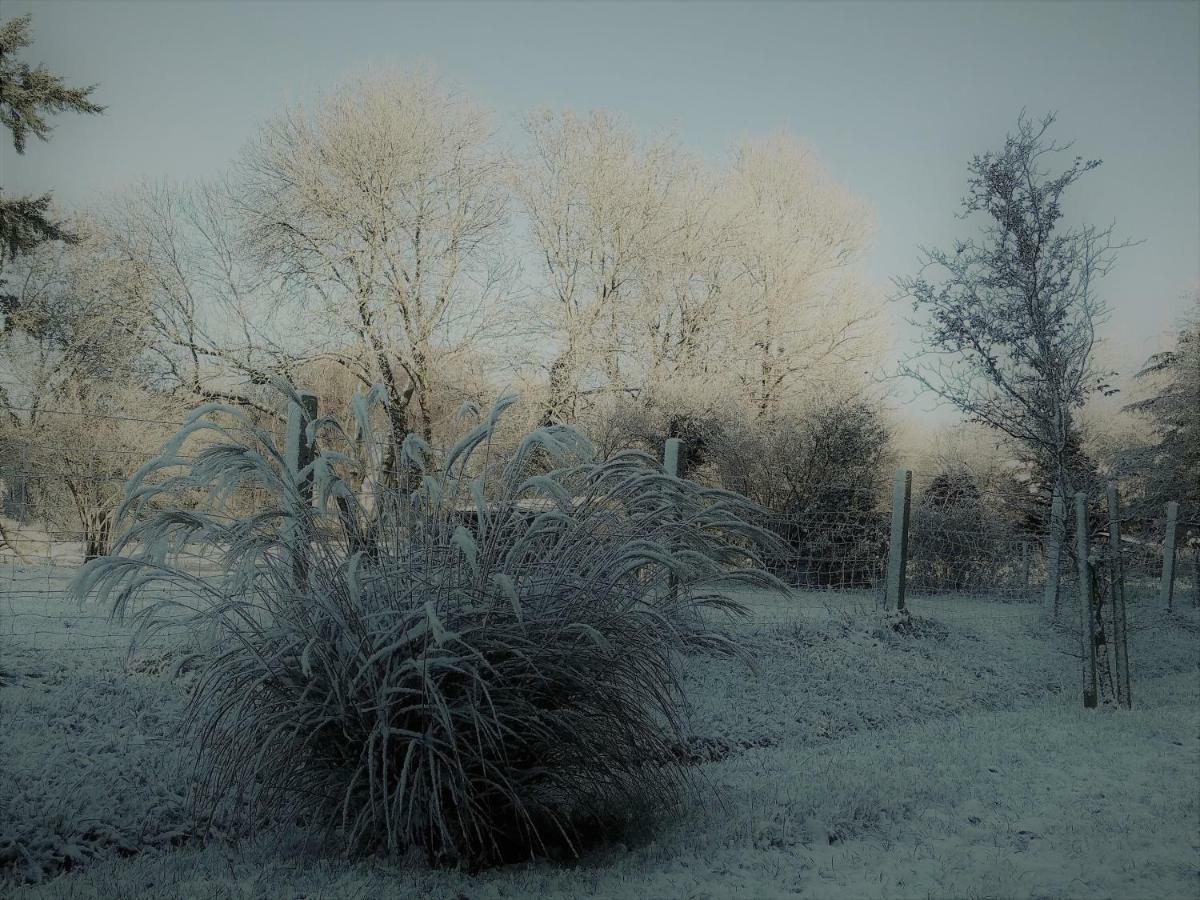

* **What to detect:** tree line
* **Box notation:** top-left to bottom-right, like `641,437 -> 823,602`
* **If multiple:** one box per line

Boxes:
1,13 -> 1195,569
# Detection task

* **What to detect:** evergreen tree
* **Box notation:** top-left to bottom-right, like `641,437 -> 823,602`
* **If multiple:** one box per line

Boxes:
0,14 -> 103,263
1123,295 -> 1200,540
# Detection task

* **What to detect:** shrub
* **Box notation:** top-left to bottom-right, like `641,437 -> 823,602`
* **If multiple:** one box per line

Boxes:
704,397 -> 891,588
907,470 -> 1016,595
73,385 -> 780,867
590,394 -> 725,477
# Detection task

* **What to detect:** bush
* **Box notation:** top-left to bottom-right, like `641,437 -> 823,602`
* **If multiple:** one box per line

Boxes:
704,398 -> 891,588
907,470 -> 1016,595
73,386 -> 780,867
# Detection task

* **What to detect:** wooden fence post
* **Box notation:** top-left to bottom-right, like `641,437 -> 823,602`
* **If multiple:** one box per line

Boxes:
1159,501 -> 1179,611
1043,490 -> 1065,615
285,391 -> 319,589
886,469 -> 912,612
1075,492 -> 1098,709
1106,482 -> 1131,709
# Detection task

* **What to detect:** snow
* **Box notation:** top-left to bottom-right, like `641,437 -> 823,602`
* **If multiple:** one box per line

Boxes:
2,569 -> 1198,898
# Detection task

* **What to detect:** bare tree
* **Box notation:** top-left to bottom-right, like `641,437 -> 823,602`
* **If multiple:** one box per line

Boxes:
100,181 -> 294,417
516,110 -> 681,423
516,118 -> 879,426
237,70 -> 509,469
894,112 -> 1131,500
631,161 -> 735,399
0,218 -> 175,559
721,135 -> 877,416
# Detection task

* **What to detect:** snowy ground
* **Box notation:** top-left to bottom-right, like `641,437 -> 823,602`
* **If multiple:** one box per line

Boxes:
2,565 -> 1198,899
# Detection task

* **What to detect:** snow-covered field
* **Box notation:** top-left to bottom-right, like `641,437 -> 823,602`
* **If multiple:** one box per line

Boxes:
2,566 -> 1198,899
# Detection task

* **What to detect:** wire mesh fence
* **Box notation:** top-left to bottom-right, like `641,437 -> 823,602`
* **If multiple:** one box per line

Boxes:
3,405 -> 1198,666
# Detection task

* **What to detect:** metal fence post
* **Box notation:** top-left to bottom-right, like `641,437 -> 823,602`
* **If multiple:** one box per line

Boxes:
1021,541 -> 1031,595
285,391 -> 319,590
1043,490 -> 1064,615
663,438 -> 682,480
1159,501 -> 1179,611
285,391 -> 319,505
1194,549 -> 1200,609
886,468 -> 912,612
1075,492 -> 1098,709
1106,482 -> 1131,709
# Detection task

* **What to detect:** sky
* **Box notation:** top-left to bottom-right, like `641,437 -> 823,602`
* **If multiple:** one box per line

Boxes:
3,0 -> 1198,418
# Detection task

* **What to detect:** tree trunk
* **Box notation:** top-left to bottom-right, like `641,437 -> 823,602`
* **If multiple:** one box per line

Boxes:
83,510 -> 113,562
543,351 -> 575,427
417,385 -> 434,446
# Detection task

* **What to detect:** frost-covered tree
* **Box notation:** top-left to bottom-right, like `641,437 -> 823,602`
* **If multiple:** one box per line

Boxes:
895,112 -> 1130,502
722,136 -> 877,416
516,116 -> 880,425
516,110 -> 684,423
238,70 -> 510,464
0,219 -> 174,558
98,180 -> 294,417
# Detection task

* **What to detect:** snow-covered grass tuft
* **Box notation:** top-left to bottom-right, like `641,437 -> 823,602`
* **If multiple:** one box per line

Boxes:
67,387 -> 781,868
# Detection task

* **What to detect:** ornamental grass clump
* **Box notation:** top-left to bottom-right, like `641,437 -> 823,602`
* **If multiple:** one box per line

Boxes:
73,385 -> 781,867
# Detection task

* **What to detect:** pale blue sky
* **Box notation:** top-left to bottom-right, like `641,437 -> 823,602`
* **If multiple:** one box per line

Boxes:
3,0 -> 1198,406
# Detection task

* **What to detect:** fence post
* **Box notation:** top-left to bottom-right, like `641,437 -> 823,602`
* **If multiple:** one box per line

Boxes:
1106,483 -> 1131,709
886,468 -> 912,612
1021,541 -> 1031,595
285,391 -> 319,589
1075,492 -> 1098,709
1194,549 -> 1200,609
1043,490 -> 1065,615
285,391 -> 319,504
663,438 -> 682,480
1159,501 -> 1179,611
